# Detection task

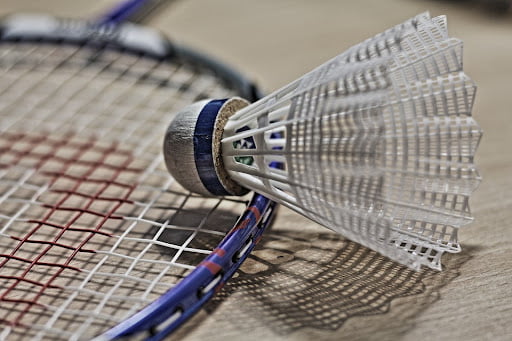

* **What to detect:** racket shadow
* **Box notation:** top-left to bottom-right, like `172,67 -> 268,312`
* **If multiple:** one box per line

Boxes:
171,230 -> 474,340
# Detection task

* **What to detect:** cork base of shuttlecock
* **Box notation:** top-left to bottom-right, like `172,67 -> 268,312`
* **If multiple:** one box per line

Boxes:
164,97 -> 250,196
211,98 -> 250,196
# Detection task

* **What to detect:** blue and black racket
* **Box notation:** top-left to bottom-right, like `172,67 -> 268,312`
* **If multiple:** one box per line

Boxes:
0,1 -> 276,339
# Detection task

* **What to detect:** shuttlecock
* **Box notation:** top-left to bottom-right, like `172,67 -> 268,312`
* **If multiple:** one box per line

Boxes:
163,13 -> 481,270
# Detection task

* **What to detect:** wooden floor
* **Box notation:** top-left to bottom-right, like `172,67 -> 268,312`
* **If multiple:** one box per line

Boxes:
1,1 -> 511,340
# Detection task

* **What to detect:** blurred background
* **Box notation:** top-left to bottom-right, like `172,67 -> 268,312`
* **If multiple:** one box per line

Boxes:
1,1 -> 511,340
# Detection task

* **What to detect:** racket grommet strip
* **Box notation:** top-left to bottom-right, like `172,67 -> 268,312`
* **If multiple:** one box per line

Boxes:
164,97 -> 250,196
197,272 -> 224,298
232,234 -> 254,263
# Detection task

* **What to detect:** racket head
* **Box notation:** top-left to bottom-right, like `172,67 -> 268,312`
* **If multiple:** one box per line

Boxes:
0,13 -> 274,340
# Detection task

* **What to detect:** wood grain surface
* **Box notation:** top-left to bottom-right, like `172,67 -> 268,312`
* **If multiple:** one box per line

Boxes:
0,1 -> 510,340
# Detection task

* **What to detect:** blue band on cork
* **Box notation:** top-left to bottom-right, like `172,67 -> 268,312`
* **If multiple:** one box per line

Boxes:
193,99 -> 231,196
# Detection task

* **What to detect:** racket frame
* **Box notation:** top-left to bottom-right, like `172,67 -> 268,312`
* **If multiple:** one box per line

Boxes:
0,13 -> 275,340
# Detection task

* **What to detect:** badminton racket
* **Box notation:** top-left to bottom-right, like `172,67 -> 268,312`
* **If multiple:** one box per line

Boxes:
0,1 -> 276,340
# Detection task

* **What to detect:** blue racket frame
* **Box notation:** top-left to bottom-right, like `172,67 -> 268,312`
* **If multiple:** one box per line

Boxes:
1,1 -> 276,339
104,196 -> 276,340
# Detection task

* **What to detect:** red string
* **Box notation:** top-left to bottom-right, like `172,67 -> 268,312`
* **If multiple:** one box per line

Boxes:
0,132 -> 142,326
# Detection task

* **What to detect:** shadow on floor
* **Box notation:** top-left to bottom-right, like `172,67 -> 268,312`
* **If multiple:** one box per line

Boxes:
174,230 -> 474,339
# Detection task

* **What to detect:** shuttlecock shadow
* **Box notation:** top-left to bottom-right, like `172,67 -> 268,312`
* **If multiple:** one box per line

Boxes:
175,230 -> 473,339
147,200 -> 248,263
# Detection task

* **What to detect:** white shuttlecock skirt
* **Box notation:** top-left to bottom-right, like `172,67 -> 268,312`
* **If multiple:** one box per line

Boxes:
220,13 -> 481,270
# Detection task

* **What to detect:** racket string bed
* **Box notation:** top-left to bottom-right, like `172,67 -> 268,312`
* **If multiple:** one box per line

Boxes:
0,25 -> 253,340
